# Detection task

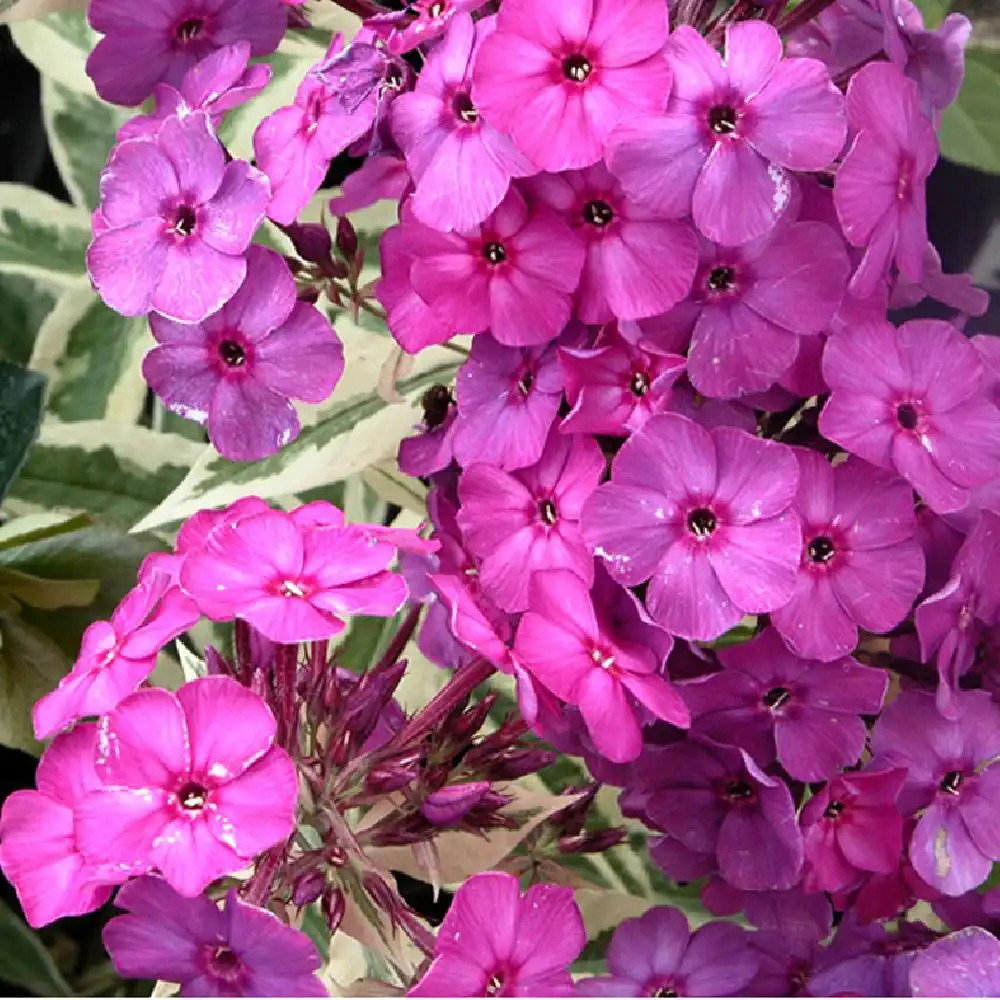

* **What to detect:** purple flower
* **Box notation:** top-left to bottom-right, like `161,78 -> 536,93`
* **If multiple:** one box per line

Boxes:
872,689 -> 1000,896
143,245 -> 344,462
681,627 -> 887,781
458,430 -> 604,612
86,0 -> 286,106
582,413 -> 801,642
88,111 -> 269,322
391,14 -> 533,233
607,21 -> 846,246
103,876 -> 325,996
910,927 -> 1000,997
451,334 -> 564,472
801,768 -> 907,894
637,738 -> 804,891
834,61 -> 938,297
408,871 -> 584,997
772,451 -> 925,661
820,318 -> 1000,514
577,905 -> 758,997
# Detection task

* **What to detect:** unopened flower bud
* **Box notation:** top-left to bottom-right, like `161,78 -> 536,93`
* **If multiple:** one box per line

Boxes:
366,763 -> 419,794
336,216 -> 359,261
558,827 -> 627,855
486,747 -> 557,780
286,222 -> 333,264
322,885 -> 346,934
421,782 -> 491,826
292,870 -> 326,907
450,694 -> 499,745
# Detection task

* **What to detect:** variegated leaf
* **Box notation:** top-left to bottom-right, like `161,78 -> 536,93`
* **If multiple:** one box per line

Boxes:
9,10 -> 97,94
0,0 -> 84,23
0,183 -> 90,283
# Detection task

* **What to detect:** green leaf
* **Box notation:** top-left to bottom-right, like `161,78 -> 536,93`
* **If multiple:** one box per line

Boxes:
939,48 -> 1000,175
0,896 -> 73,996
0,184 -> 90,282
0,273 -> 58,366
0,566 -> 99,609
0,360 -> 46,505
9,10 -> 96,93
910,0 -> 950,28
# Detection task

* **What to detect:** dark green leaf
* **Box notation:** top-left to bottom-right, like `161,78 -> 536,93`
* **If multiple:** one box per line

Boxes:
0,897 -> 73,996
0,359 -> 46,505
0,273 -> 57,366
940,48 -> 1000,175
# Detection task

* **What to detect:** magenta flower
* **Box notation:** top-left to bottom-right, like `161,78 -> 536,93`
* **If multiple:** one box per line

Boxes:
75,676 -> 297,897
458,430 -> 604,612
408,871 -> 585,997
819,318 -> 1000,514
383,0 -> 486,55
526,163 -> 699,325
651,221 -> 850,399
560,330 -> 685,437
800,768 -> 907,894
607,21 -> 845,246
577,905 -> 758,998
471,0 -> 671,173
104,876 -> 325,997
179,506 -> 408,643
909,927 -> 1000,998
872,689 -> 1000,896
88,111 -> 269,322
582,413 -> 801,642
86,0 -> 286,106
391,15 -> 533,232
771,451 -> 926,661
404,190 -> 585,347
144,245 -> 344,462
514,569 -> 688,763
0,724 -> 116,928
681,627 -> 887,781
834,61 -> 938,297
451,334 -> 564,472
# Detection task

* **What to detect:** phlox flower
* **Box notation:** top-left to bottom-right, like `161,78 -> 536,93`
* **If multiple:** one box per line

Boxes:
144,245 -> 344,462
32,569 -> 199,741
0,724 -> 116,928
471,0 -> 672,173
75,676 -> 298,897
382,0 -> 486,55
582,413 -> 801,642
88,111 -> 270,322
104,876 -> 326,997
86,0 -> 286,106
607,21 -> 846,246
909,927 -> 1000,998
819,318 -> 1000,514
408,871 -> 585,996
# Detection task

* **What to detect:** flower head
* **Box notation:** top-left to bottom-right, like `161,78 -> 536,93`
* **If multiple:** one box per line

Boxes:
909,926 -> 1000,997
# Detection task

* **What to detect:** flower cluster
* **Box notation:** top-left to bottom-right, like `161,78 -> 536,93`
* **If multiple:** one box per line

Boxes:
19,0 -> 1000,994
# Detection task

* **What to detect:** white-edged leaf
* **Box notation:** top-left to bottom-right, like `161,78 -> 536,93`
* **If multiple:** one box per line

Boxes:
362,464 -> 429,517
0,183 -> 90,282
0,273 -> 59,366
0,0 -> 84,23
9,10 -> 97,94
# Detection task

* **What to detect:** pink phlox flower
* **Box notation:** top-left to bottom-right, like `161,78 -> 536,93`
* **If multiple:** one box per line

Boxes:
329,153 -> 409,215
581,413 -> 801,642
451,333 -> 564,472
890,241 -> 990,317
75,675 -> 298,897
380,0 -> 488,55
117,41 -> 273,141
404,189 -> 586,346
834,61 -> 938,298
408,871 -> 585,996
0,724 -> 117,928
526,163 -> 699,325
86,0 -> 287,107
909,926 -> 1000,998
819,318 -> 1000,515
514,568 -> 688,763
471,0 -> 672,173
103,876 -> 326,997
144,244 -> 344,461
771,450 -> 925,661
391,14 -> 534,233
607,21 -> 846,246
32,570 -> 200,741
88,111 -> 269,322
457,429 -> 605,613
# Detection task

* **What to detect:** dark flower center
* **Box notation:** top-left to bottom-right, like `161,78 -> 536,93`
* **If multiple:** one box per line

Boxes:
175,17 -> 205,43
807,536 -> 836,564
763,686 -> 791,710
453,91 -> 479,124
707,266 -> 735,292
219,340 -> 246,368
630,371 -> 650,397
517,370 -> 534,396
708,104 -> 739,135
940,770 -> 963,795
652,988 -> 679,999
205,945 -> 244,982
823,799 -> 845,820
483,241 -> 507,265
583,200 -> 615,227
896,402 -> 919,430
562,54 -> 593,83
539,499 -> 558,525
178,781 -> 209,812
687,507 -> 717,538
383,63 -> 405,91
421,384 -> 453,429
172,205 -> 197,238
486,971 -> 506,996
724,779 -> 754,801
428,0 -> 446,15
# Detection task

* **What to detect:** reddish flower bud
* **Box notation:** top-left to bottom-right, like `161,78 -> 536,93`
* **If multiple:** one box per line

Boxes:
286,222 -> 333,264
292,870 -> 326,907
558,827 -> 627,855
322,885 -> 346,934
336,216 -> 359,261
486,748 -> 557,780
421,782 -> 492,826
